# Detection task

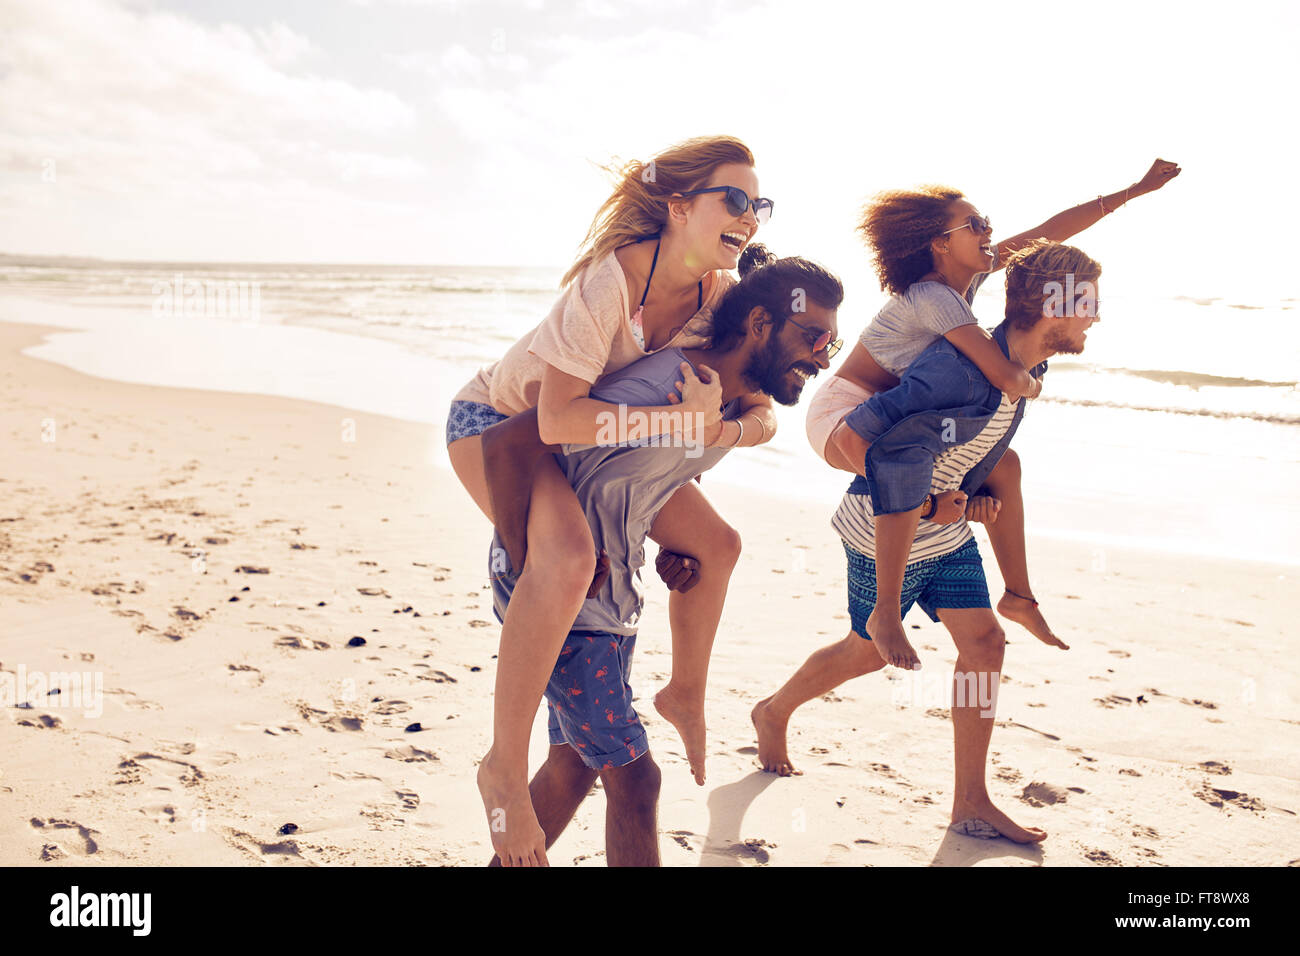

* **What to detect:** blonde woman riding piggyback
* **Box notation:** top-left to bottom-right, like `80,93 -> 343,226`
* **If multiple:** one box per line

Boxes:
445,135 -> 780,866
802,160 -> 1180,667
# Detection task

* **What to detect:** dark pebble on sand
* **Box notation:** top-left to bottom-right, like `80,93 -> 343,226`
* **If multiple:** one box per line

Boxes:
278,823 -> 298,835
402,606 -> 413,613
405,722 -> 423,733
470,666 -> 481,672
317,601 -> 326,607
49,688 -> 61,695
347,637 -> 366,647
229,596 -> 239,602
241,586 -> 250,592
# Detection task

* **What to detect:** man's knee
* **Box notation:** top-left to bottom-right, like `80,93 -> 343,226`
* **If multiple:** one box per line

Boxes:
602,754 -> 661,813
964,622 -> 1006,668
990,447 -> 1021,485
700,521 -> 742,570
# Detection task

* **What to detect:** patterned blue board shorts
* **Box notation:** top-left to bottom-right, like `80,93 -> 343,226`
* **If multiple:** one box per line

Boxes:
545,629 -> 648,771
445,399 -> 508,446
844,537 -> 990,638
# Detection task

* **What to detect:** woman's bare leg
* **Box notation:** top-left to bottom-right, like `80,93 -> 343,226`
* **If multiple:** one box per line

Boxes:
646,480 -> 742,786
447,433 -> 495,521
979,449 -> 1067,650
463,450 -> 598,867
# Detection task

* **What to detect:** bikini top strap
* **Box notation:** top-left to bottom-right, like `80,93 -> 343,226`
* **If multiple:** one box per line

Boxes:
638,234 -> 704,315
638,237 -> 661,309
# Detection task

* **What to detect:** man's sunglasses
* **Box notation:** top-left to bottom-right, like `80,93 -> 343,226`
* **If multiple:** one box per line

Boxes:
678,186 -> 774,225
941,214 -> 992,236
787,316 -> 842,360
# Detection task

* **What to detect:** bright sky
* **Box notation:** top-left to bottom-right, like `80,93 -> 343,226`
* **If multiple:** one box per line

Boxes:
2,0 -> 1297,299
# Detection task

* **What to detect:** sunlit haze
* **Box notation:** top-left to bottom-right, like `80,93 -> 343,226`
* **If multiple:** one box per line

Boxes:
2,0 -> 1298,302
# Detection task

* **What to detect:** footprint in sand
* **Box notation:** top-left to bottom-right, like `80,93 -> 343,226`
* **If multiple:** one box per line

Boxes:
667,830 -> 697,852
275,635 -> 330,651
1082,847 -> 1121,866
1019,781 -> 1070,808
384,743 -> 438,764
395,789 -> 420,811
105,688 -> 163,712
115,752 -> 205,788
227,664 -> 264,687
414,667 -> 458,684
823,843 -> 851,865
222,827 -> 303,863
1131,825 -> 1160,839
373,699 -> 412,715
705,838 -> 773,865
293,703 -> 362,732
15,713 -> 62,729
1197,760 -> 1231,775
1193,782 -> 1266,812
31,817 -> 100,857
1094,694 -> 1133,708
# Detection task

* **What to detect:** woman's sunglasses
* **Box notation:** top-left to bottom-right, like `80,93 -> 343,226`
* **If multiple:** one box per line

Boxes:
787,316 -> 842,359
941,214 -> 992,236
678,186 -> 774,225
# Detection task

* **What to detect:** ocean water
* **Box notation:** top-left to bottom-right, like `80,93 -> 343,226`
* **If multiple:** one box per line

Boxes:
2,257 -> 1297,564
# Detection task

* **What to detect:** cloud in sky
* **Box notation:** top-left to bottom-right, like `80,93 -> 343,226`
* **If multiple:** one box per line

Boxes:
0,0 -> 1297,299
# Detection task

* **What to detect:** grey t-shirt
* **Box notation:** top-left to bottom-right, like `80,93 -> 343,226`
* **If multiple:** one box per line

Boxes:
490,347 -> 742,635
859,270 -> 991,377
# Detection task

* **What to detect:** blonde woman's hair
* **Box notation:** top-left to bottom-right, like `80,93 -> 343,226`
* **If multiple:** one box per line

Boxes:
1003,239 -> 1102,330
562,135 -> 756,288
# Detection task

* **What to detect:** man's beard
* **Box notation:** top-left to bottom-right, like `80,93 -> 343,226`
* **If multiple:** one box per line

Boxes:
1042,326 -> 1085,355
742,339 -> 814,406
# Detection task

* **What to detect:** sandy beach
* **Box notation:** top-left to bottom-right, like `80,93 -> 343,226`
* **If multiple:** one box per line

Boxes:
2,314 -> 1297,868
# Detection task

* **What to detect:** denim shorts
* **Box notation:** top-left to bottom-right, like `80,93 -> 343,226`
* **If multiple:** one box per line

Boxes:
445,399 -> 508,446
545,629 -> 648,771
844,537 -> 990,636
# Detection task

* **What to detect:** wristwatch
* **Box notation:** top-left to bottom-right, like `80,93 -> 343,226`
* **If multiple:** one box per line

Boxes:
920,494 -> 936,520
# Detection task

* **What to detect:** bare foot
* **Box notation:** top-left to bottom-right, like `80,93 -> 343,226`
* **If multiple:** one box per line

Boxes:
865,607 -> 921,669
751,696 -> 800,776
950,794 -> 1047,844
476,750 -> 548,866
997,590 -> 1069,650
653,683 -> 706,785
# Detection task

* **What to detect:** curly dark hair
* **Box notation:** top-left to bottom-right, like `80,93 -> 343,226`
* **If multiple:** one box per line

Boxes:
708,243 -> 843,351
857,185 -> 964,295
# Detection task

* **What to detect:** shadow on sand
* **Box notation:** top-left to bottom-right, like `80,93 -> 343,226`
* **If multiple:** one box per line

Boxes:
698,771 -> 779,866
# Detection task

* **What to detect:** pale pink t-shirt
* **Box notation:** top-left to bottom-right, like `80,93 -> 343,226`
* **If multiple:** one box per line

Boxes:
454,250 -> 734,416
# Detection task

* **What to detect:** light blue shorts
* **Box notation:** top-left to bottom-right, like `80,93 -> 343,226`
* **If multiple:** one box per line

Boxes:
445,399 -> 509,446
